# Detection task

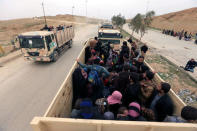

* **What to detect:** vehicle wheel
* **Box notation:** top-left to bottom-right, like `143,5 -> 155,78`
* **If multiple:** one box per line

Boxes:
52,51 -> 59,62
69,40 -> 72,48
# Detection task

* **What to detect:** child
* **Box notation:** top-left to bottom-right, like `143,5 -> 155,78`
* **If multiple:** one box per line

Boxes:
116,107 -> 129,120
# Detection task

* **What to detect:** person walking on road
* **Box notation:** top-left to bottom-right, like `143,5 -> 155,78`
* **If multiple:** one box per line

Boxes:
195,33 -> 197,44
179,30 -> 184,40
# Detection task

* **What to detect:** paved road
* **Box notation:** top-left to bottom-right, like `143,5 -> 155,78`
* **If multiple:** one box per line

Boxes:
0,24 -> 98,131
123,24 -> 197,79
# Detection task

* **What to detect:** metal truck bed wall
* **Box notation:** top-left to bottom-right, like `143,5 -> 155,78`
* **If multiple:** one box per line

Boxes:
31,39 -> 197,131
55,26 -> 74,47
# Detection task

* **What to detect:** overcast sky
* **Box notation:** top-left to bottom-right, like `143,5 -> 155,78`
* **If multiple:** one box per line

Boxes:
0,0 -> 196,20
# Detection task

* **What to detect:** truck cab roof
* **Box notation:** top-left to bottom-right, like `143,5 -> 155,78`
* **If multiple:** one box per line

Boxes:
98,29 -> 120,34
19,31 -> 53,37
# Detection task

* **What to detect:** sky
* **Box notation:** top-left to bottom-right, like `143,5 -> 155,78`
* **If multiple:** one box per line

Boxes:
0,0 -> 197,20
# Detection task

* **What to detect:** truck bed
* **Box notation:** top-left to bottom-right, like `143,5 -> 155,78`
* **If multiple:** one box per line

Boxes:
55,26 -> 74,47
31,38 -> 197,131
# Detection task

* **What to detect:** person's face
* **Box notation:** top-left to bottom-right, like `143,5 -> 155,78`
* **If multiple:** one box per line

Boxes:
123,56 -> 129,61
156,83 -> 162,92
81,69 -> 88,79
138,58 -> 144,63
123,110 -> 129,116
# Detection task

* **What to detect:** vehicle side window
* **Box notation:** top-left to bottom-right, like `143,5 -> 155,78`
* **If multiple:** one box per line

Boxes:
45,35 -> 52,51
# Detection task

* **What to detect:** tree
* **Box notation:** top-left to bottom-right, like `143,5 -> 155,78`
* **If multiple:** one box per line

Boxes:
144,11 -> 155,27
129,13 -> 142,35
129,11 -> 155,40
111,14 -> 126,28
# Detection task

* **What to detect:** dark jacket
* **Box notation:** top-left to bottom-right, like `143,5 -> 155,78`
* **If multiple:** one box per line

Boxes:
108,104 -> 121,118
76,107 -> 103,120
155,94 -> 174,121
72,68 -> 87,107
123,83 -> 141,106
116,116 -> 129,121
185,60 -> 197,69
128,115 -> 146,121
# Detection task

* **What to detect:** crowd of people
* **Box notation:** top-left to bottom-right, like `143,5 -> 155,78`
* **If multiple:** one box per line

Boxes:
71,37 -> 197,123
162,29 -> 197,42
40,24 -> 70,31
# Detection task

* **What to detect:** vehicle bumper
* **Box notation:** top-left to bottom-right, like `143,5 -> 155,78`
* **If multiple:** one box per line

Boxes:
24,56 -> 51,62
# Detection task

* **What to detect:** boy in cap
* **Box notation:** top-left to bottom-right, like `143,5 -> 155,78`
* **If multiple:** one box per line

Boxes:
128,102 -> 146,121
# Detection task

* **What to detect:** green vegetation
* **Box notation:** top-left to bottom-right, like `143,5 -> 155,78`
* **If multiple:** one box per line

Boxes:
146,54 -> 197,88
148,26 -> 162,31
128,11 -> 155,40
111,14 -> 126,28
120,28 -> 130,38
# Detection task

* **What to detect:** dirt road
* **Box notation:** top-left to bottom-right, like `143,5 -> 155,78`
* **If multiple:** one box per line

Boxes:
0,24 -> 98,131
123,24 -> 197,79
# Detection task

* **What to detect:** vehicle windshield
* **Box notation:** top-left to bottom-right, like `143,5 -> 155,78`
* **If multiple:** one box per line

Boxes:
101,25 -> 113,29
99,39 -> 120,44
19,36 -> 45,49
98,32 -> 121,38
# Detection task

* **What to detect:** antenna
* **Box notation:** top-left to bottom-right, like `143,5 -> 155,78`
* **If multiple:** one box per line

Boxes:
42,2 -> 47,26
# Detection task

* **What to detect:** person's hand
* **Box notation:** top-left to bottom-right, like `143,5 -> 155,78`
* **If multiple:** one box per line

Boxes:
76,59 -> 79,62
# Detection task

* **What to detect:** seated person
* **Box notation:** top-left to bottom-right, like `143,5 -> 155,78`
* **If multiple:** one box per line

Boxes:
141,107 -> 155,121
139,81 -> 157,108
184,58 -> 197,73
104,111 -> 115,120
139,70 -> 155,82
116,107 -> 129,120
71,98 -> 83,118
133,56 -> 145,73
164,106 -> 197,123
75,98 -> 103,119
128,102 -> 146,121
107,91 -> 123,117
122,72 -> 141,106
150,82 -> 174,122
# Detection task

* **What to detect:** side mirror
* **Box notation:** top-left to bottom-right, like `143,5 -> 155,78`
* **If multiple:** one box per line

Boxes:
120,35 -> 123,38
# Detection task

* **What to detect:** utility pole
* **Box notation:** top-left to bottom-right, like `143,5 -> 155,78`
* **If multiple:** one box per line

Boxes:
72,6 -> 75,16
42,2 -> 47,26
146,0 -> 150,14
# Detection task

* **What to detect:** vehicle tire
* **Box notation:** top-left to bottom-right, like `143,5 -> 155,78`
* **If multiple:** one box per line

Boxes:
52,51 -> 59,62
68,40 -> 72,48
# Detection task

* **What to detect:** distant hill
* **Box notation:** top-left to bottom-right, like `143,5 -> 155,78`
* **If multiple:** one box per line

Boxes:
151,7 -> 197,34
0,15 -> 102,45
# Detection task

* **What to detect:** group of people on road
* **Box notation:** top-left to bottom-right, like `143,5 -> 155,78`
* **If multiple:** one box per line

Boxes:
40,24 -> 70,31
162,29 -> 195,42
71,37 -> 197,123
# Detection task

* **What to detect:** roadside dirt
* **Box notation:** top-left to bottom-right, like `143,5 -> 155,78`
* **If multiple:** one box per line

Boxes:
0,15 -> 101,45
145,50 -> 197,107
